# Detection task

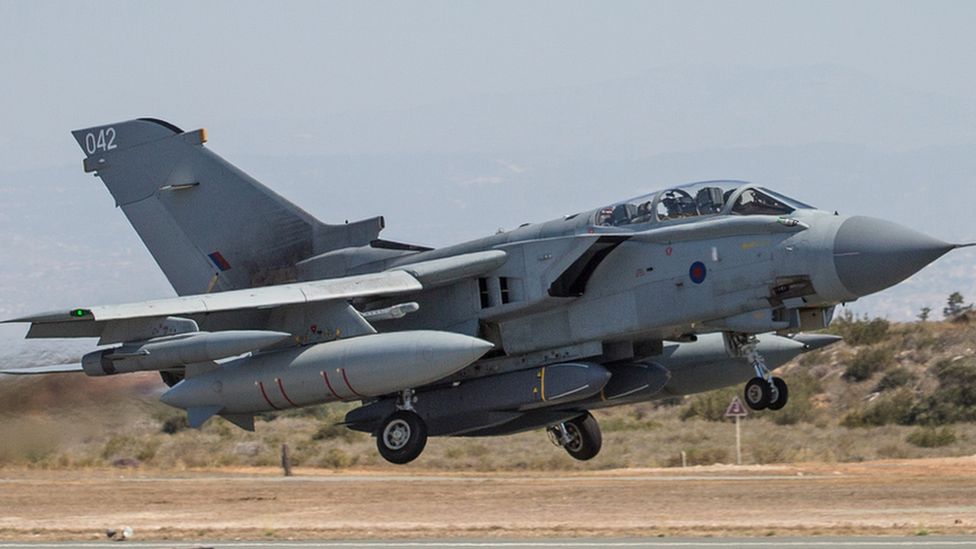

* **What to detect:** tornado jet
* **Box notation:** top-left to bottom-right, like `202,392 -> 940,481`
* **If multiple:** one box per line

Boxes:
3,118 -> 969,464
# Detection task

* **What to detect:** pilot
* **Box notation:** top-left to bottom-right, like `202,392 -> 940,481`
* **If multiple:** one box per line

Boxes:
634,201 -> 653,223
611,203 -> 636,225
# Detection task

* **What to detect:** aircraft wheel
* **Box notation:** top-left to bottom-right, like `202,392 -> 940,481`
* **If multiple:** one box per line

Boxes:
376,410 -> 427,465
563,412 -> 602,461
744,377 -> 771,410
766,377 -> 789,411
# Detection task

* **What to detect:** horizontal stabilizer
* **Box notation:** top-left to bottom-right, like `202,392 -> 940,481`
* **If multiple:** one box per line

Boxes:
186,405 -> 222,428
0,363 -> 83,375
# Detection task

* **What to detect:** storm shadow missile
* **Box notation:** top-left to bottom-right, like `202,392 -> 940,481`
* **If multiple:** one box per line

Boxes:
342,332 -> 840,438
81,330 -> 292,376
345,362 -> 612,436
160,330 -> 493,427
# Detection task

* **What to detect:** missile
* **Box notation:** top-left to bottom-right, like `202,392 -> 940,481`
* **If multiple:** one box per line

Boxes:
160,330 -> 493,424
345,362 -> 612,436
345,331 -> 841,437
81,330 -> 292,376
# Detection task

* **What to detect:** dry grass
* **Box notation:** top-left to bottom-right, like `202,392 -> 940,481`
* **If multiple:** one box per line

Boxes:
1,319 -> 976,471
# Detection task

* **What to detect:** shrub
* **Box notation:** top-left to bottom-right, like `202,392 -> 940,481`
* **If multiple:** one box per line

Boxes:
828,310 -> 889,346
769,370 -> 822,425
666,446 -> 729,467
312,422 -> 362,443
317,448 -> 357,469
161,414 -> 189,434
842,389 -> 915,427
680,387 -> 739,422
843,346 -> 894,382
874,367 -> 916,392
911,357 -> 976,424
751,442 -> 791,464
906,426 -> 957,448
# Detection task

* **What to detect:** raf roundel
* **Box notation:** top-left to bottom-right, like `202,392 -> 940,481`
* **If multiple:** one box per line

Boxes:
689,261 -> 707,284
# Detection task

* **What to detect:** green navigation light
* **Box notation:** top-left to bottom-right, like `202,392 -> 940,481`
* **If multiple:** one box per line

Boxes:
71,309 -> 87,318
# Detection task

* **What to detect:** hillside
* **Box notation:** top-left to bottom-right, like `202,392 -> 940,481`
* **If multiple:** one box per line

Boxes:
1,316 -> 976,470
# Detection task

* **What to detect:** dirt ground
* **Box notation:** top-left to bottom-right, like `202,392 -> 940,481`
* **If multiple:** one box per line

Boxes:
1,456 -> 975,541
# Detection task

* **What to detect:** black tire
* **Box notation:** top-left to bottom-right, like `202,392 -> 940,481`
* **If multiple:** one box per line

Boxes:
767,377 -> 789,411
744,377 -> 771,410
376,410 -> 428,465
563,412 -> 602,461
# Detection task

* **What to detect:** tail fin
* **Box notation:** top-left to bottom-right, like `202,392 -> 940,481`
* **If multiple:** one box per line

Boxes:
72,118 -> 384,295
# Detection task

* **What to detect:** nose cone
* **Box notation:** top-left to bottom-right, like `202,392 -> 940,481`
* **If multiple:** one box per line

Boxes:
160,382 -> 188,409
456,336 -> 495,366
833,216 -> 954,297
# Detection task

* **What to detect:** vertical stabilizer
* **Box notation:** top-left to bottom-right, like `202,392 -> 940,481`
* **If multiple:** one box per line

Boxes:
72,119 -> 384,295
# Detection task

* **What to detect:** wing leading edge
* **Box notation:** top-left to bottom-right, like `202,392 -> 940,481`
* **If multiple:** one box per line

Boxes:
6,270 -> 422,340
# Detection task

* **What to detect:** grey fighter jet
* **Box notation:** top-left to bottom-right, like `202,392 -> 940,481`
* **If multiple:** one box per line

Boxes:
3,118 -> 968,464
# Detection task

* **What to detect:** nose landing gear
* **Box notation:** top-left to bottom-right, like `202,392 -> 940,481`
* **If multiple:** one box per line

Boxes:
735,335 -> 789,411
547,412 -> 602,461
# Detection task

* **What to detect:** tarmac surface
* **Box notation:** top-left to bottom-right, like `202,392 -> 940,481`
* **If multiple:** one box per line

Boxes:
1,539 -> 976,548
2,459 -> 975,540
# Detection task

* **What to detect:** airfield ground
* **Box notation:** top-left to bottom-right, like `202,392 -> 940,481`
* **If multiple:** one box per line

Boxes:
0,456 -> 974,541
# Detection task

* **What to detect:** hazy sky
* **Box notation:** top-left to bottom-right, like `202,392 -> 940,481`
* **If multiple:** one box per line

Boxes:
2,1 -> 976,169
1,1 -> 975,332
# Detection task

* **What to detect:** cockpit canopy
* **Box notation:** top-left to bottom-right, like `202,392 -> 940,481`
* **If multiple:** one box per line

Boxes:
593,180 -> 813,228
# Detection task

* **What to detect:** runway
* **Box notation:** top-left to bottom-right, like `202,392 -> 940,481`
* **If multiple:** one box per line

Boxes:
2,459 -> 975,540
0,539 -> 975,548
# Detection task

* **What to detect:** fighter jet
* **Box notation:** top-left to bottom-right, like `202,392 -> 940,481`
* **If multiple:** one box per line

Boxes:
2,118 -> 968,464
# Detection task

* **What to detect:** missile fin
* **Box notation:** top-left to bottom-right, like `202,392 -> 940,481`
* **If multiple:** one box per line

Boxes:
186,405 -> 222,428
0,363 -> 83,375
221,413 -> 255,432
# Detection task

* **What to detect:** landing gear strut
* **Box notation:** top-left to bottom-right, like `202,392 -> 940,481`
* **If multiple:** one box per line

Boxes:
732,334 -> 789,411
548,412 -> 602,461
376,389 -> 428,464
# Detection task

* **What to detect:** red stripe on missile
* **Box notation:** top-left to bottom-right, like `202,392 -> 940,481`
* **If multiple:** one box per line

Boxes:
340,368 -> 365,398
321,370 -> 344,401
257,381 -> 280,410
208,251 -> 232,272
275,377 -> 298,407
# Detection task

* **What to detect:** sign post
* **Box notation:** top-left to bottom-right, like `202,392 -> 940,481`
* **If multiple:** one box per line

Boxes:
724,396 -> 748,465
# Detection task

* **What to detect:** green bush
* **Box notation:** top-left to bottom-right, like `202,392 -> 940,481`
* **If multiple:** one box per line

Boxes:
843,346 -> 894,382
828,310 -> 890,346
874,367 -> 916,392
911,357 -> 976,424
680,387 -> 739,422
842,389 -> 916,427
769,371 -> 823,425
906,426 -> 957,448
316,447 -> 357,469
312,422 -> 363,443
161,414 -> 189,434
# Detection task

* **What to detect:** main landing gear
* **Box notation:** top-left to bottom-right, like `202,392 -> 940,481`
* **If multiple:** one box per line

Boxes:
738,337 -> 789,411
376,389 -> 428,464
547,412 -> 602,461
